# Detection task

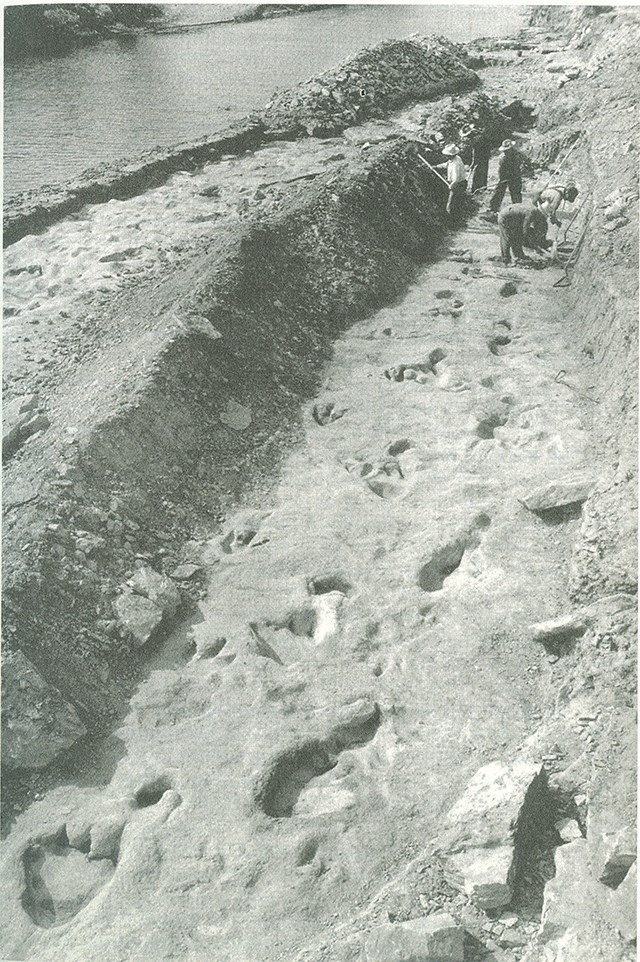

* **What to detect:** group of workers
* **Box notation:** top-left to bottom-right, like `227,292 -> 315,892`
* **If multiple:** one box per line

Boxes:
419,124 -> 579,266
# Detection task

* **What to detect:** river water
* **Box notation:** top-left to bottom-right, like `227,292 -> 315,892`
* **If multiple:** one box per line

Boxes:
4,4 -> 524,199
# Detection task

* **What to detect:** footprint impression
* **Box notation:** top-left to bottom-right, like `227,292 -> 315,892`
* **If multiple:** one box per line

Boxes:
416,512 -> 492,593
20,776 -> 180,929
346,439 -> 422,500
247,575 -> 353,664
254,698 -> 381,819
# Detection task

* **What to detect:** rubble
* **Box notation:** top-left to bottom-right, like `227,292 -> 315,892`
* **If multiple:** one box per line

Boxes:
1,650 -> 87,770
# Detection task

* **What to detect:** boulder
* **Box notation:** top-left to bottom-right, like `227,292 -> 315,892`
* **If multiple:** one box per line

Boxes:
364,913 -> 464,962
592,822 -> 636,888
2,394 -> 49,459
1,650 -> 86,770
521,479 -> 595,512
170,563 -> 202,580
438,760 -> 544,910
608,860 -> 637,942
129,566 -> 181,617
113,590 -> 163,647
540,839 -> 590,943
447,845 -> 514,909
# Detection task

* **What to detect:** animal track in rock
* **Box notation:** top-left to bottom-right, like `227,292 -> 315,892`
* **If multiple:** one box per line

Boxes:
21,827 -> 115,928
248,604 -> 321,665
307,574 -> 353,597
417,513 -> 492,592
384,349 -> 447,383
474,400 -> 512,440
312,402 -> 346,426
254,700 -> 381,818
386,438 -> 414,457
488,332 -> 512,355
134,774 -> 174,808
294,835 -> 321,866
347,441 -> 421,500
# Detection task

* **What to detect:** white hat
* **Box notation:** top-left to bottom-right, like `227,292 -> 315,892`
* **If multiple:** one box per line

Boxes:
442,144 -> 459,156
500,139 -> 515,151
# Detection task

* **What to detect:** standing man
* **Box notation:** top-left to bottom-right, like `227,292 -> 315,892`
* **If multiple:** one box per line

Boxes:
490,139 -> 527,212
436,144 -> 467,219
497,203 -> 549,265
461,123 -> 491,193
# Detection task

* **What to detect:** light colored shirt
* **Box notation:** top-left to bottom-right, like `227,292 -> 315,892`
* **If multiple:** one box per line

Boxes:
446,155 -> 467,185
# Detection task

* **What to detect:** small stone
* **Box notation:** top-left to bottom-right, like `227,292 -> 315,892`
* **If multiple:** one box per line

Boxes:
555,818 -> 583,842
220,399 -> 252,431
530,614 -> 587,644
499,930 -> 527,947
521,478 -> 595,511
170,564 -> 202,580
500,914 -> 519,928
499,281 -> 518,297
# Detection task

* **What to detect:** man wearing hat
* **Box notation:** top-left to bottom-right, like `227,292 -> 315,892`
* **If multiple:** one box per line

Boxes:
531,182 -> 579,225
436,144 -> 467,219
489,139 -> 528,212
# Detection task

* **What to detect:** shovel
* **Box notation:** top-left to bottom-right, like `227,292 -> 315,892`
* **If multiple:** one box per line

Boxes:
416,154 -> 451,188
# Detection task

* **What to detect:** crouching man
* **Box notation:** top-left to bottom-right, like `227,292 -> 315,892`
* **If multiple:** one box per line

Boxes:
497,203 -> 550,265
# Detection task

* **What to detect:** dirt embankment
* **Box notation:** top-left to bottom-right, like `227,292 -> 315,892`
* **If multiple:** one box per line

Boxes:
3,34 -> 477,247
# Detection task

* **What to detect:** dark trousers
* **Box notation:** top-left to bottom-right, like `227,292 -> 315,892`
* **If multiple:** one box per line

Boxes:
499,222 -> 525,264
447,180 -> 467,218
490,178 -> 522,212
470,160 -> 489,192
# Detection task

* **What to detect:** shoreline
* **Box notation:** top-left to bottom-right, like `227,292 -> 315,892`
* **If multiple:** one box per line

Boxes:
4,25 -> 499,247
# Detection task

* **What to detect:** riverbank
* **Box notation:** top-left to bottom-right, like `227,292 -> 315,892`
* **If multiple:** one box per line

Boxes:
3,33 -> 478,247
4,4 -> 163,62
1,8 -> 637,962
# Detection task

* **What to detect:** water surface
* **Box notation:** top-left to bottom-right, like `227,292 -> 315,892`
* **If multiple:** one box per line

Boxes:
4,4 -> 524,198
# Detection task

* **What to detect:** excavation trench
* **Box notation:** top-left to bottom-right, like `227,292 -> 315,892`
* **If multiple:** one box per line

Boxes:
1,14 -> 637,962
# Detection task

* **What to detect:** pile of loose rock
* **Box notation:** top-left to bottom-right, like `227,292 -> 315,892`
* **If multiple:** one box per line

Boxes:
260,34 -> 479,136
